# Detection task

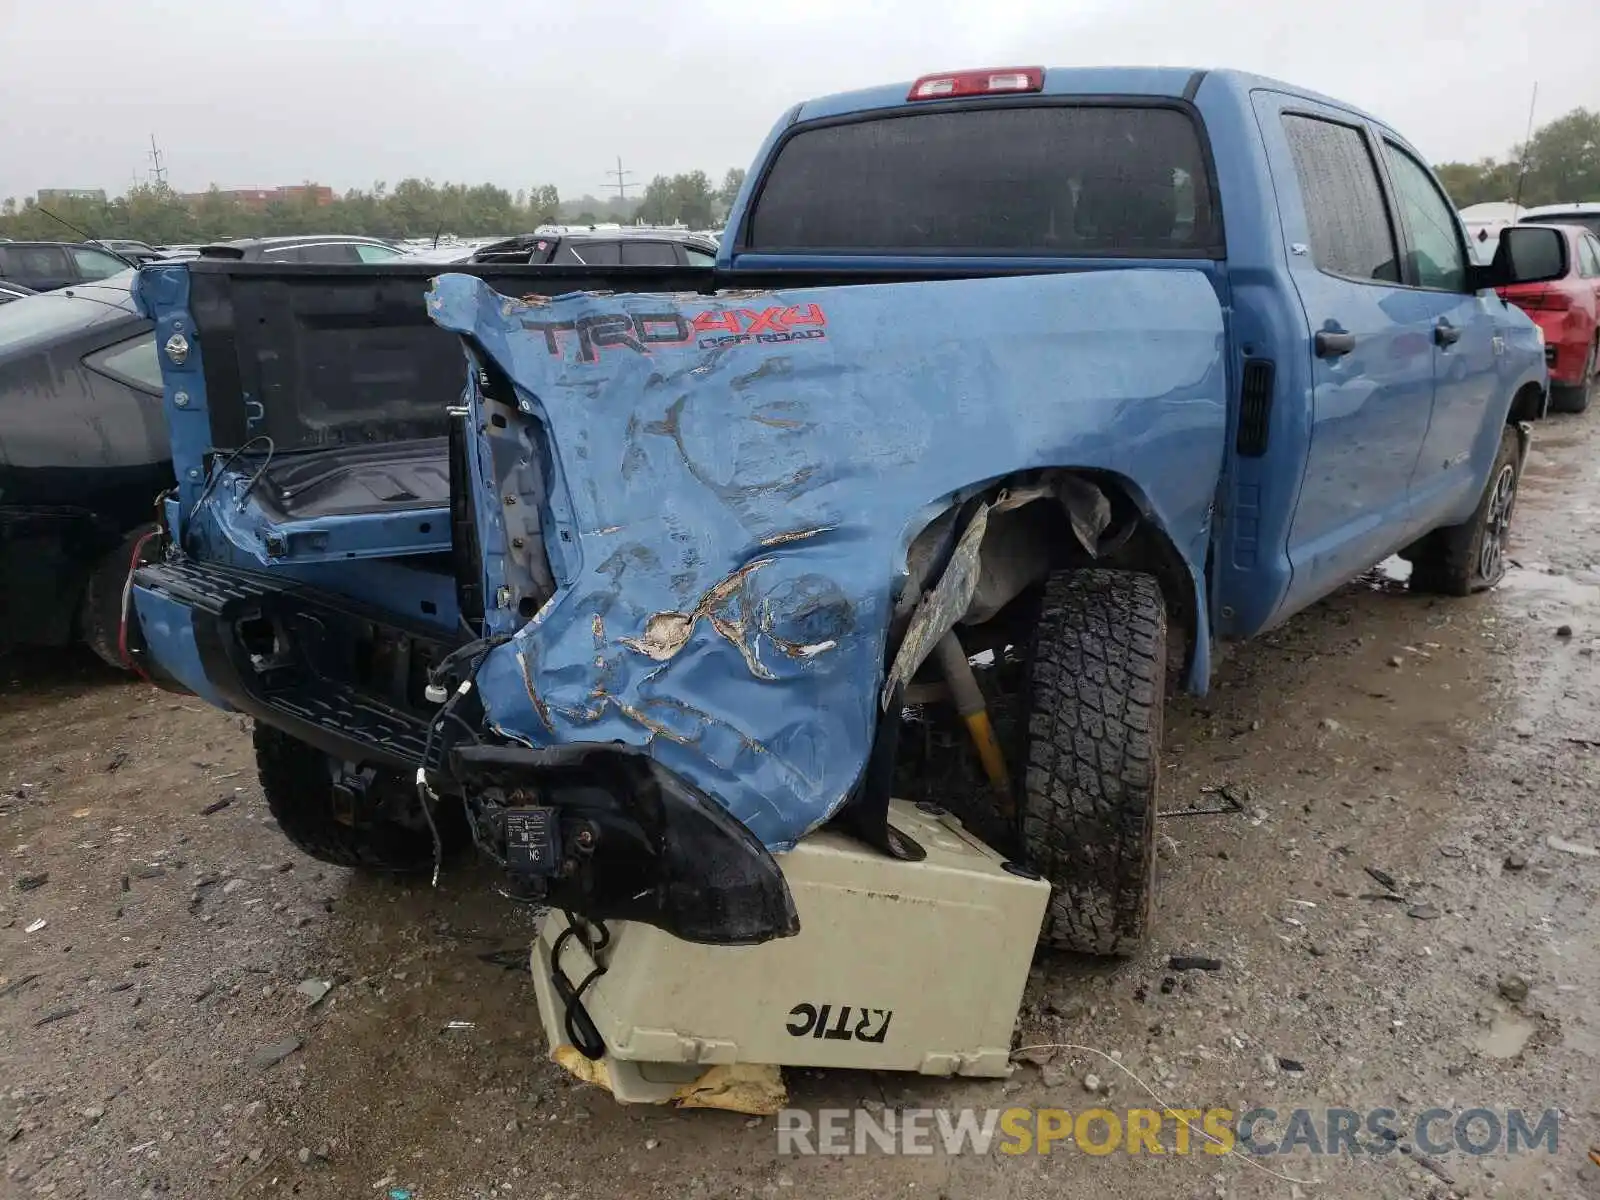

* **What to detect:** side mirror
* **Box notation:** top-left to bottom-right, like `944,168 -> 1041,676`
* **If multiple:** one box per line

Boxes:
1479,225 -> 1566,289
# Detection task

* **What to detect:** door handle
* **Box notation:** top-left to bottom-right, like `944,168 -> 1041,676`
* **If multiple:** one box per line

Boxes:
1314,329 -> 1355,358
1434,320 -> 1461,347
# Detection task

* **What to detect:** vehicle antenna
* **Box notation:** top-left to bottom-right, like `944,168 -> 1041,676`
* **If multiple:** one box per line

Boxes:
35,207 -> 135,267
1511,83 -> 1538,209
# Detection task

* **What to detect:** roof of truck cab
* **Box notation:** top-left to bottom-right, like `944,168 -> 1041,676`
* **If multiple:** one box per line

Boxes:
793,67 -> 1386,129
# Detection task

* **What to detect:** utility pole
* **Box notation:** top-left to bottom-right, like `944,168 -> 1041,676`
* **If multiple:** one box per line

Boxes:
147,135 -> 167,187
603,156 -> 634,203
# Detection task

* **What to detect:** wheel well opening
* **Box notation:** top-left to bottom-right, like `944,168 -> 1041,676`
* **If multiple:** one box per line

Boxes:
896,468 -> 1196,676
1508,380 -> 1545,424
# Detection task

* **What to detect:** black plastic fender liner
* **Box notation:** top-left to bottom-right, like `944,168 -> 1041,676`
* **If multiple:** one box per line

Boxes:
449,742 -> 800,946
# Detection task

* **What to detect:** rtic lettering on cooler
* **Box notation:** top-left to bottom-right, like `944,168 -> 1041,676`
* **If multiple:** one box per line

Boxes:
785,1002 -> 893,1044
523,304 -> 827,363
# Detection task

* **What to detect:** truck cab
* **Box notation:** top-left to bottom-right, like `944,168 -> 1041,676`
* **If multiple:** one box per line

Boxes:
718,66 -> 1549,639
129,67 -> 1557,958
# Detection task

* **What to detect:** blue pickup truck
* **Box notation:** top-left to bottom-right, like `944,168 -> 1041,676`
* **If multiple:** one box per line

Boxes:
128,67 -> 1558,955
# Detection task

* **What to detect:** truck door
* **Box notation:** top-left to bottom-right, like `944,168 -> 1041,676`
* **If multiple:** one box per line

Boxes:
1254,94 -> 1435,613
1373,137 -> 1500,525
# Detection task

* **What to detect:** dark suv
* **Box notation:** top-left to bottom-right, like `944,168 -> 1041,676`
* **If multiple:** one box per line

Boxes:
0,241 -> 133,292
469,227 -> 717,267
198,235 -> 410,264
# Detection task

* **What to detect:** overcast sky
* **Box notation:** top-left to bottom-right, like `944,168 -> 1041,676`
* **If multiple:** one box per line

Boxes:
1,0 -> 1595,203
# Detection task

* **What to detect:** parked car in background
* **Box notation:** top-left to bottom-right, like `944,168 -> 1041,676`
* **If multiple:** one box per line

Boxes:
0,281 -> 37,304
0,241 -> 134,291
0,272 -> 169,667
1461,201 -> 1527,265
197,235 -> 409,264
1519,203 -> 1600,239
1498,223 -> 1600,412
469,226 -> 718,266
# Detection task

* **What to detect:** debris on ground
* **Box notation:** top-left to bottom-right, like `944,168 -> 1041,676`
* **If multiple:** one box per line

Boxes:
1364,866 -> 1399,891
1167,955 -> 1222,972
297,979 -> 333,1007
0,973 -> 41,998
1498,973 -> 1530,1003
251,1036 -> 303,1069
1546,834 -> 1599,858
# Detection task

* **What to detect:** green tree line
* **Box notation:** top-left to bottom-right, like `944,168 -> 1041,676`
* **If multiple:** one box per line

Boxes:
0,168 -> 748,245
1433,107 -> 1600,207
7,102 -> 1589,247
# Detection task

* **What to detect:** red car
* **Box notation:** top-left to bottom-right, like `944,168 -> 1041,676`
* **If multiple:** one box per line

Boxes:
1498,223 -> 1600,413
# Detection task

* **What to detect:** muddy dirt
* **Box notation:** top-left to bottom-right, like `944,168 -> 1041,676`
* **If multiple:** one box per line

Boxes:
4,417 -> 1600,1200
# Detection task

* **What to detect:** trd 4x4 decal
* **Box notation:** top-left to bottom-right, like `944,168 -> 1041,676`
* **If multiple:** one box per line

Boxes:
523,304 -> 827,362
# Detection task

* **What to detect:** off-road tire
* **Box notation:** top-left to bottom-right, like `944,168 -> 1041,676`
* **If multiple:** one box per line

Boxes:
1020,569 -> 1164,956
1406,425 -> 1522,596
80,524 -> 159,670
1549,337 -> 1597,415
255,725 -> 440,872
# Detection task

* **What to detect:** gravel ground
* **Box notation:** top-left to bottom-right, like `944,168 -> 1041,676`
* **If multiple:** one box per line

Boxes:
3,415 -> 1599,1200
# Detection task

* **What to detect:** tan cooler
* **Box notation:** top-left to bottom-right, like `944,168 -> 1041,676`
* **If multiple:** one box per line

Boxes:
530,799 -> 1049,1105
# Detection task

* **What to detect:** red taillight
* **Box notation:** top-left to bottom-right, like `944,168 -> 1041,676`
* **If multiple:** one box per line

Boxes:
1500,286 -> 1573,312
907,67 -> 1044,101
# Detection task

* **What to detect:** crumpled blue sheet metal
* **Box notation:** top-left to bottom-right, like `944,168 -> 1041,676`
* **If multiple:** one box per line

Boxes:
426,269 -> 1227,850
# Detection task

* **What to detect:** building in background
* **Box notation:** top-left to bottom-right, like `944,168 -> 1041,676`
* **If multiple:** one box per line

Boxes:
179,185 -> 334,212
36,188 -> 108,204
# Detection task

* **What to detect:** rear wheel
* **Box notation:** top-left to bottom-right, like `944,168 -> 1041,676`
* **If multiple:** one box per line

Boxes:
1407,424 -> 1521,596
1018,569 -> 1164,956
255,725 -> 450,872
1549,337 -> 1597,414
80,525 -> 159,671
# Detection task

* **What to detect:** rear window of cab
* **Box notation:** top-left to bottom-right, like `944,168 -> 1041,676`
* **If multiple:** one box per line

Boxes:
745,103 -> 1219,257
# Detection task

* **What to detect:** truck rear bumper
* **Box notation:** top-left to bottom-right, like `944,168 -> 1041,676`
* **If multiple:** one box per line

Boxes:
133,557 -> 449,768
132,555 -> 800,944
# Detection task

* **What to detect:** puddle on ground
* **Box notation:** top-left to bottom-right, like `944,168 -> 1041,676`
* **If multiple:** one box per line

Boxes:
1472,1010 -> 1537,1058
1360,555 -> 1414,593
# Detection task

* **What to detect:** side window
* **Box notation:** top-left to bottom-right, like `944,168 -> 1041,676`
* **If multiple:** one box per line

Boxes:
354,243 -> 403,263
620,241 -> 681,266
1381,142 -> 1469,292
258,246 -> 303,263
1,245 -> 74,284
296,243 -> 363,264
84,331 -> 161,394
1280,114 -> 1400,283
71,247 -> 128,281
551,241 -> 621,266
685,247 -> 716,267
1579,236 -> 1600,279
